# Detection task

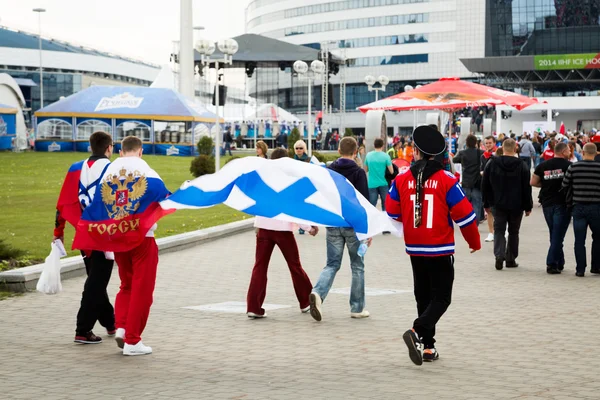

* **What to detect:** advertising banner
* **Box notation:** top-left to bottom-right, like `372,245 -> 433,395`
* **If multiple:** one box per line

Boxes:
534,53 -> 600,70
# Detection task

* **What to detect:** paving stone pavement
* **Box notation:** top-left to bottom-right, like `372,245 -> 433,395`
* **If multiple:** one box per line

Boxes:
2,208 -> 600,400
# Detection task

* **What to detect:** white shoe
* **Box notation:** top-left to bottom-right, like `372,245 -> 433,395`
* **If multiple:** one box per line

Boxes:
301,306 -> 310,313
505,230 -> 509,239
115,328 -> 125,349
309,292 -> 322,322
123,341 -> 152,356
351,310 -> 370,319
247,312 -> 267,319
485,233 -> 494,242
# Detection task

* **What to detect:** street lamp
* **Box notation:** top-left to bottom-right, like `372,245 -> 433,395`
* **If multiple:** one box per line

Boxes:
196,38 -> 238,171
32,8 -> 46,109
365,75 -> 389,101
294,59 -> 324,157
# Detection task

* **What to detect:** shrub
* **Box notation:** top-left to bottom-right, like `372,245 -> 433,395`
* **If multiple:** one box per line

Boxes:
311,152 -> 326,163
190,155 -> 215,177
197,136 -> 214,156
0,239 -> 24,262
344,128 -> 354,137
224,155 -> 242,165
288,148 -> 295,158
288,127 -> 302,150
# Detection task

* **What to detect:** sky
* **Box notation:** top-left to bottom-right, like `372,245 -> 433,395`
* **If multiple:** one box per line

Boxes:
0,0 -> 250,65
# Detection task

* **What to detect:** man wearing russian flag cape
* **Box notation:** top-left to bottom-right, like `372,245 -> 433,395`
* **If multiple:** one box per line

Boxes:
74,136 -> 171,356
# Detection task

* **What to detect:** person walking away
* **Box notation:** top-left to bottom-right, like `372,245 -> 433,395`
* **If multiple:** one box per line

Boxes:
481,135 -> 497,242
310,137 -> 372,321
364,138 -> 393,211
531,142 -> 572,274
294,140 -> 310,162
224,129 -> 233,156
452,134 -> 483,224
482,139 -> 533,270
54,131 -> 115,344
542,139 -> 557,161
247,148 -> 319,318
561,143 -> 600,277
386,125 -> 481,365
532,136 -> 543,167
518,134 -> 536,169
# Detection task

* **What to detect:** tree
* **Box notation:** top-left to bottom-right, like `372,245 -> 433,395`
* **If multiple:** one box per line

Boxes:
190,155 -> 216,177
197,136 -> 213,156
288,127 -> 302,150
344,128 -> 354,137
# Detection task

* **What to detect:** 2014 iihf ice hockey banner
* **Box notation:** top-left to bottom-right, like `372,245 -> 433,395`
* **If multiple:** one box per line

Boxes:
160,157 -> 397,239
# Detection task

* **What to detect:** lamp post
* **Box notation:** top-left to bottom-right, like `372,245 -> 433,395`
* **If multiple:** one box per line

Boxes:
32,8 -> 46,109
365,75 -> 389,101
196,38 -> 238,171
293,59 -> 325,157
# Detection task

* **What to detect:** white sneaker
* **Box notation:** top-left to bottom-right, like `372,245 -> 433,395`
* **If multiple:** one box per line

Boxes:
309,292 -> 322,322
115,328 -> 125,349
351,310 -> 370,319
485,233 -> 494,242
247,312 -> 267,319
301,306 -> 310,313
123,341 -> 152,356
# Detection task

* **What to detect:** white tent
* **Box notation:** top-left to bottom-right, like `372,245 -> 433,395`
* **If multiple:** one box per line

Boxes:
150,65 -> 177,90
246,103 -> 300,123
0,73 -> 27,149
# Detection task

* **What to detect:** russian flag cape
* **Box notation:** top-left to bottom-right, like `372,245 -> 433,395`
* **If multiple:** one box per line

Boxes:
160,157 -> 398,240
73,157 -> 172,252
56,160 -> 86,229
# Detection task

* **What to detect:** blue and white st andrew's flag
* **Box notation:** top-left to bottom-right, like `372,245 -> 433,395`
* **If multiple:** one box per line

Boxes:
160,157 -> 398,239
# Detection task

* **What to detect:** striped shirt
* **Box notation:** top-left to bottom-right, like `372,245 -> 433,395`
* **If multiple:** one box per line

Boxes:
562,160 -> 600,204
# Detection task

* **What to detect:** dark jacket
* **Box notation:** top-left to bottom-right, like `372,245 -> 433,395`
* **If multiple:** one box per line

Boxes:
328,158 -> 369,200
482,155 -> 533,212
453,148 -> 482,189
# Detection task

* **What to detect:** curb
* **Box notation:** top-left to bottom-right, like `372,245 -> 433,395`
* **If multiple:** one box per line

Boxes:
0,218 -> 255,293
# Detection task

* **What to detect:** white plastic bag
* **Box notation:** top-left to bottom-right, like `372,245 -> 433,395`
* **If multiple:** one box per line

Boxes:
36,241 -> 63,295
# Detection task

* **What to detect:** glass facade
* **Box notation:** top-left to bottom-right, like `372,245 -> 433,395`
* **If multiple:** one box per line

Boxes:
247,0 -> 429,29
347,53 -> 428,67
487,0 -> 600,56
284,13 -> 428,36
303,33 -> 428,50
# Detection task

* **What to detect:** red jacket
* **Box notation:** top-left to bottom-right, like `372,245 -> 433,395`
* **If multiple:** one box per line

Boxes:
386,168 -> 481,256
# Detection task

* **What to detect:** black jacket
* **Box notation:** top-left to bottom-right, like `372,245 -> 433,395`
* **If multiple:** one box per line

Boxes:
328,158 -> 369,200
482,155 -> 533,212
453,148 -> 482,189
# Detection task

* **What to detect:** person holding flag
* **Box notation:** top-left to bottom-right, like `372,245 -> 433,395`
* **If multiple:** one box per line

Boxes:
73,136 -> 172,356
54,131 -> 115,345
386,125 -> 481,366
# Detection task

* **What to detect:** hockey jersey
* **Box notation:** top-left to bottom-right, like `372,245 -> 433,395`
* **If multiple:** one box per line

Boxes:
386,168 -> 481,256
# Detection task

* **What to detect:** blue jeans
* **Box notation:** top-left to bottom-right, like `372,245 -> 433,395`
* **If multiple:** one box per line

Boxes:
224,142 -> 232,156
572,204 -> 600,273
369,185 -> 388,211
312,228 -> 365,313
542,204 -> 571,269
464,187 -> 482,224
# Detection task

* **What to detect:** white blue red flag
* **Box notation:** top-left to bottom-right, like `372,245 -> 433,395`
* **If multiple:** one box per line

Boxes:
160,157 -> 398,239
73,157 -> 172,252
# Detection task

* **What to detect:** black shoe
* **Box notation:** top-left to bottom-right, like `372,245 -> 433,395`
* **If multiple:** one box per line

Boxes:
576,272 -> 585,277
423,348 -> 439,362
402,329 -> 423,366
383,231 -> 391,235
547,267 -> 561,275
558,264 -> 565,271
506,262 -> 519,268
74,331 -> 103,344
591,269 -> 600,274
495,258 -> 504,270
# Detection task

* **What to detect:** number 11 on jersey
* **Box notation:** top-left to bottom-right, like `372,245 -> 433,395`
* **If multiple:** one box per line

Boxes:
410,194 -> 434,229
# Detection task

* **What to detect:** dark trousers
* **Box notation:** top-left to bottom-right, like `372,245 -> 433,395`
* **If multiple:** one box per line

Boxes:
572,204 -> 600,274
493,208 -> 524,264
76,251 -> 115,335
410,255 -> 454,348
519,156 -> 532,169
247,229 -> 313,316
542,204 -> 571,269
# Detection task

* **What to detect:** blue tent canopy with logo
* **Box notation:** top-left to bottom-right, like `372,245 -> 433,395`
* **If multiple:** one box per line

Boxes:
0,103 -> 17,150
33,86 -> 221,156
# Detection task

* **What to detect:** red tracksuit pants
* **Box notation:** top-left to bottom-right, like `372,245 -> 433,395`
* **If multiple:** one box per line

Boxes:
247,229 -> 313,316
114,237 -> 158,345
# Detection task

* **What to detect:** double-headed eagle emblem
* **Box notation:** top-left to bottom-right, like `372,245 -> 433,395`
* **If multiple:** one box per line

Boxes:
101,168 -> 148,220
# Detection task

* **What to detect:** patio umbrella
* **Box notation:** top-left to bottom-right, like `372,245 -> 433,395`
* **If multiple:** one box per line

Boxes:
358,77 -> 542,113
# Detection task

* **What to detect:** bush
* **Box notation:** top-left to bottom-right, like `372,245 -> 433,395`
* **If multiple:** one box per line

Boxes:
190,155 -> 215,177
197,136 -> 214,156
288,127 -> 302,150
311,152 -> 326,163
224,155 -> 242,165
288,148 -> 295,158
344,128 -> 354,137
234,135 -> 243,149
0,239 -> 24,262
324,153 -> 340,162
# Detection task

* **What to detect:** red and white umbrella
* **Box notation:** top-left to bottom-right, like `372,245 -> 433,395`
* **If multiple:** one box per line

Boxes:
358,77 -> 543,113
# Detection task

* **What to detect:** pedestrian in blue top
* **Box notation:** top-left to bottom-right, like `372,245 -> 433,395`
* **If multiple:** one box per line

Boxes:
364,138 -> 393,211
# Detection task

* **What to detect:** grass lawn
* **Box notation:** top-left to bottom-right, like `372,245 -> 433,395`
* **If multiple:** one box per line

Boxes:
0,152 -> 249,263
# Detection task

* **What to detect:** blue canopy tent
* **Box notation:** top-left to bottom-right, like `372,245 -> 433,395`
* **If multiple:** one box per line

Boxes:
34,86 -> 221,156
0,103 -> 17,150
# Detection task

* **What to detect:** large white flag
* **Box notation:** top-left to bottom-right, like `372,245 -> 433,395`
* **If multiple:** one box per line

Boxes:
160,157 -> 399,239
